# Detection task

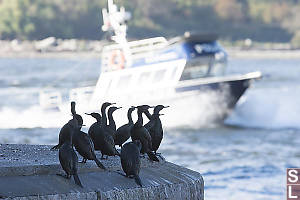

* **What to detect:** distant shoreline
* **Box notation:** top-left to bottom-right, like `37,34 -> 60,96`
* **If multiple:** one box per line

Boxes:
1,49 -> 299,59
0,51 -> 101,59
227,49 -> 300,59
1,38 -> 300,59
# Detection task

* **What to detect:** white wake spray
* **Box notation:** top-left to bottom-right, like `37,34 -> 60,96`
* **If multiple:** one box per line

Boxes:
226,87 -> 300,129
0,89 -> 231,129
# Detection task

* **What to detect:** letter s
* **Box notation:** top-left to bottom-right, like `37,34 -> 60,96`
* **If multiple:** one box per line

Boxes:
289,169 -> 298,183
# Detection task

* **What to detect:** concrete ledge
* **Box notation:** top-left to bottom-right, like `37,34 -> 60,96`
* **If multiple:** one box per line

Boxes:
0,144 -> 204,200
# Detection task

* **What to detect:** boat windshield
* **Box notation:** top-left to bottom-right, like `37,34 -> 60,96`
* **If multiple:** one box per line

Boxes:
179,56 -> 227,81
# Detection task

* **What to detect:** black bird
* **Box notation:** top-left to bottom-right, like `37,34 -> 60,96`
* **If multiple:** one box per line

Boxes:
51,102 -> 80,150
73,130 -> 106,169
58,117 -> 83,187
70,101 -> 83,129
71,103 -> 106,170
120,140 -> 143,187
99,132 -> 120,159
101,102 -> 115,130
87,102 -> 114,150
106,106 -> 122,138
144,105 -> 169,154
131,105 -> 159,162
86,111 -> 119,159
115,106 -> 135,147
86,112 -> 102,150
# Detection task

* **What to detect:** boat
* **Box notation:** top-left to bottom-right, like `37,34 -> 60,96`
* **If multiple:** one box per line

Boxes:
40,0 -> 261,123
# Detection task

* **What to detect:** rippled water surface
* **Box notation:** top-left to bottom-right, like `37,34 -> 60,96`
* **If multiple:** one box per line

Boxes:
0,56 -> 300,199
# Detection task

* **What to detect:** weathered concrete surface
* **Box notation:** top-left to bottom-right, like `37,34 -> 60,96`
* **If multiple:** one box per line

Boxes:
0,144 -> 204,200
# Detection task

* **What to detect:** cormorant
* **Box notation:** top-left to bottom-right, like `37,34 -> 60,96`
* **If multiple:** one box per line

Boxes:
144,105 -> 169,154
87,102 -> 114,150
51,102 -> 81,150
115,106 -> 135,147
86,110 -> 120,159
100,102 -> 115,130
71,103 -> 106,170
120,140 -> 143,187
99,132 -> 120,159
58,117 -> 83,187
131,105 -> 159,162
86,112 -> 102,150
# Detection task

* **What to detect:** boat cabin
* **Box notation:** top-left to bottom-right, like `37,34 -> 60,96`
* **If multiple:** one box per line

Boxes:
101,32 -> 227,79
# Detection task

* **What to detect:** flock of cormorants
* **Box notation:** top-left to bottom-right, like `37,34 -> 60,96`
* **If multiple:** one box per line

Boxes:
51,101 -> 168,188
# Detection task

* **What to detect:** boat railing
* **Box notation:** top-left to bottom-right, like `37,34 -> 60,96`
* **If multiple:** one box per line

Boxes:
39,89 -> 62,109
127,37 -> 168,54
102,37 -> 167,54
101,37 -> 168,71
69,86 -> 95,104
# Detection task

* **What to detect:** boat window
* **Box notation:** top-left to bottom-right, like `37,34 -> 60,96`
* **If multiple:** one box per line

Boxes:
117,75 -> 132,89
179,57 -> 210,81
153,69 -> 166,82
104,79 -> 113,94
171,67 -> 178,79
137,72 -> 151,85
210,62 -> 226,76
193,42 -> 222,54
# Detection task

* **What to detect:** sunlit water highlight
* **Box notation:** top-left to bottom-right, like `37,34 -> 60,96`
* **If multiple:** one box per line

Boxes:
0,57 -> 300,199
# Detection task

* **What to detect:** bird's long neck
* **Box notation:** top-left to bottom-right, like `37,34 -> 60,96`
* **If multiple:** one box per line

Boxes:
66,119 -> 76,143
152,113 -> 160,118
152,113 -> 162,128
96,117 -> 101,124
128,110 -> 134,124
71,102 -> 76,115
155,114 -> 162,126
71,103 -> 77,129
135,110 -> 143,127
101,106 -> 108,126
143,109 -> 152,120
108,111 -> 116,130
93,116 -> 101,125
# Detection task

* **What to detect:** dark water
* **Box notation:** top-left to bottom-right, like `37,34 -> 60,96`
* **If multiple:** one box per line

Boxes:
0,56 -> 300,199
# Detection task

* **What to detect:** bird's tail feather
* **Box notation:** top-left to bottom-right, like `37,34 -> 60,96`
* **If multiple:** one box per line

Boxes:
73,173 -> 83,188
134,175 -> 143,187
147,151 -> 159,162
115,149 -> 121,157
94,158 -> 106,170
51,144 -> 59,150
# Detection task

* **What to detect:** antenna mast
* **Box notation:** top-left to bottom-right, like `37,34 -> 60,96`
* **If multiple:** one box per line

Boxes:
101,0 -> 132,67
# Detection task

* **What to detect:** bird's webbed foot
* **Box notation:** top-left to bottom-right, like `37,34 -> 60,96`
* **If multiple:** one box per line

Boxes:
56,173 -> 71,179
80,158 -> 87,163
155,152 -> 165,160
128,175 -> 135,179
139,154 -> 146,158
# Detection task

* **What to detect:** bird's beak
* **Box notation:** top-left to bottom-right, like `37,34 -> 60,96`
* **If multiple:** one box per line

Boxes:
82,124 -> 86,126
110,103 -> 116,105
159,113 -> 165,116
85,113 -> 91,115
163,106 -> 170,108
117,107 -> 122,109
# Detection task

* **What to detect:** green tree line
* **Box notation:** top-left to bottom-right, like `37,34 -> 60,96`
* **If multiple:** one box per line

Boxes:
0,0 -> 299,43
